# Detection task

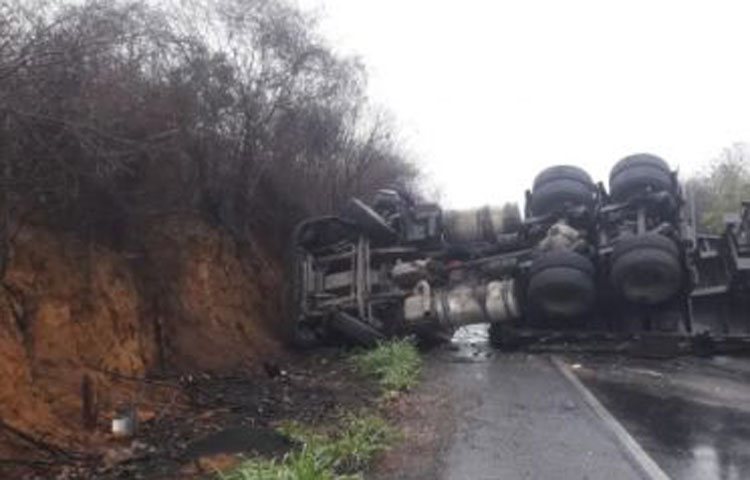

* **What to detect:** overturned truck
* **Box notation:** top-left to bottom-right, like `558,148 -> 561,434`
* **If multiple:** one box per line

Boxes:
290,154 -> 750,354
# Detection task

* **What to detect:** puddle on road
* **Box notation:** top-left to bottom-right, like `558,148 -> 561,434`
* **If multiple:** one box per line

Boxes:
452,324 -> 488,344
439,325 -> 494,363
438,331 -> 750,479
580,366 -> 750,480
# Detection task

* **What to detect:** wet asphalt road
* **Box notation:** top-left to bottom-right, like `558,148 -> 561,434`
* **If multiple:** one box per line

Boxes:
403,326 -> 750,480
433,351 -> 645,479
572,354 -> 750,480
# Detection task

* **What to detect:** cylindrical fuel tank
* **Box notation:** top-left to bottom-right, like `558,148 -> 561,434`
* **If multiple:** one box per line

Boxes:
485,279 -> 520,322
443,204 -> 521,244
403,280 -> 520,330
435,285 -> 484,327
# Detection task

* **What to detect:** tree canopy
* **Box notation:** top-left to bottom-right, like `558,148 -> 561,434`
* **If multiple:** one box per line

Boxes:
685,143 -> 750,234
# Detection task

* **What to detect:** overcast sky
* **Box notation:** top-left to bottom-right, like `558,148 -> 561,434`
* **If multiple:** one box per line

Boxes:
297,0 -> 750,208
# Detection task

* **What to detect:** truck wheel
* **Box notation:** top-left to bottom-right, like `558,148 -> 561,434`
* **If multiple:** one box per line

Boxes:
609,154 -> 674,202
527,250 -> 595,318
610,234 -> 682,305
533,165 -> 594,190
530,166 -> 596,217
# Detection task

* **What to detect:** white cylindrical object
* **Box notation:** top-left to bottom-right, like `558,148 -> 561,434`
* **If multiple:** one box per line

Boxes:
442,285 -> 485,327
112,414 -> 135,438
485,279 -> 520,323
404,281 -> 432,324
404,279 -> 520,331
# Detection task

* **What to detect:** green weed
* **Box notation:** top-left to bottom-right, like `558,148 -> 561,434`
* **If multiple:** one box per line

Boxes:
352,338 -> 422,393
219,415 -> 394,480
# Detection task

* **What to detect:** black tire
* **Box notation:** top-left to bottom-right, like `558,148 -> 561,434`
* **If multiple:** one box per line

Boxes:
610,153 -> 670,178
530,166 -> 595,217
530,179 -> 596,217
610,234 -> 682,305
533,165 -> 593,190
609,154 -> 674,202
530,248 -> 595,276
612,232 -> 679,259
527,250 -> 596,318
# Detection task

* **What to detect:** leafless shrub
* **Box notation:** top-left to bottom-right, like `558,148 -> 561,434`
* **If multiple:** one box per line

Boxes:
0,0 -> 417,263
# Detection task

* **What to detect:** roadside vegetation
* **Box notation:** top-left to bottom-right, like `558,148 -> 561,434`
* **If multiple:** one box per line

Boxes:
353,338 -> 423,393
686,142 -> 750,233
219,340 -> 421,479
220,415 -> 394,480
0,0 -> 418,271
0,0 -> 421,475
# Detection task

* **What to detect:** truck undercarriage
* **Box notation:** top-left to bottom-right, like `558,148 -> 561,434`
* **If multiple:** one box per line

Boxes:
290,154 -> 750,355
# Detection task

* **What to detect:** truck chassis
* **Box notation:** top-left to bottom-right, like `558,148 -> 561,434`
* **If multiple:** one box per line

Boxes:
290,154 -> 750,355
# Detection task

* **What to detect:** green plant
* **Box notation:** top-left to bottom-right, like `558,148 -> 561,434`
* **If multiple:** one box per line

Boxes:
220,415 -> 394,480
353,338 -> 422,392
323,415 -> 394,472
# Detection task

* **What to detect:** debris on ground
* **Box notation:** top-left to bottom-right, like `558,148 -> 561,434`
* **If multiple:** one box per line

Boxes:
2,348 -> 381,480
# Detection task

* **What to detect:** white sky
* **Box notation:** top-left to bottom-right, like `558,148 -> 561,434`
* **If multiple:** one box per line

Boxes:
297,0 -> 750,208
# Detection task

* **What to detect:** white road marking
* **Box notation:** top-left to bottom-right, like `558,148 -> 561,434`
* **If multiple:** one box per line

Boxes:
551,355 -> 672,480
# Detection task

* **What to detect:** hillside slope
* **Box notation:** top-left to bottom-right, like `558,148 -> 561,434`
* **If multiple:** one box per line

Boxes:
0,217 -> 281,454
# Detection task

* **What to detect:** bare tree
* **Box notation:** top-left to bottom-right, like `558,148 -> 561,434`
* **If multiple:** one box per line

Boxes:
0,0 -> 418,267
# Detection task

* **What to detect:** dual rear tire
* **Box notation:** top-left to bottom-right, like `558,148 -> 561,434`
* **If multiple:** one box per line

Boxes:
608,155 -> 682,304
525,233 -> 682,322
529,165 -> 596,217
610,234 -> 682,305
512,158 -> 683,327
609,153 -> 675,202
530,154 -> 675,215
527,250 -> 596,318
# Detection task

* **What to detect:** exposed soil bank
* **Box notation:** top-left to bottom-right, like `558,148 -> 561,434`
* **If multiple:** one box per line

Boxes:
0,216 -> 282,462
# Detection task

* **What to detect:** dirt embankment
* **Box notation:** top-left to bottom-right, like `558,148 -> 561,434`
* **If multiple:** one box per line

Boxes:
0,216 -> 282,456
